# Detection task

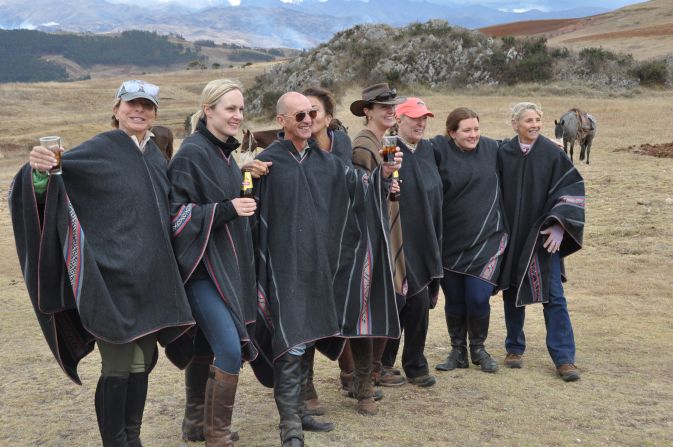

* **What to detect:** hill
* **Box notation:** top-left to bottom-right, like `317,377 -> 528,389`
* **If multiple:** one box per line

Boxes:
0,29 -> 299,83
480,0 -> 673,61
243,20 -> 665,118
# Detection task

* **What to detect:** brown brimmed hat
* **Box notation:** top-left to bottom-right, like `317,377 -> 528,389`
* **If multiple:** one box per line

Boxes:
350,83 -> 406,117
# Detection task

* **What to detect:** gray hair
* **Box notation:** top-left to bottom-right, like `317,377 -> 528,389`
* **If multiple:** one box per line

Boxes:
511,102 -> 543,123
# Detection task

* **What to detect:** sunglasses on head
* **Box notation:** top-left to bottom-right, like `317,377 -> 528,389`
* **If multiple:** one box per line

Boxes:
116,80 -> 160,98
372,88 -> 397,103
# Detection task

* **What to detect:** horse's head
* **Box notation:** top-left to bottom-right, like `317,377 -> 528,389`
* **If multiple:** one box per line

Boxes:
150,125 -> 174,161
241,129 -> 258,154
554,119 -> 564,139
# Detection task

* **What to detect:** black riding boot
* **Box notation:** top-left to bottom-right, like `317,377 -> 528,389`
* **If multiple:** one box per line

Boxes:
274,353 -> 304,447
436,314 -> 469,371
181,357 -> 212,442
125,372 -> 148,447
95,376 -> 130,447
300,349 -> 334,432
468,314 -> 499,373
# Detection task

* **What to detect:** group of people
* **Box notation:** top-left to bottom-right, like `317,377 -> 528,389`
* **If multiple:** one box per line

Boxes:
10,78 -> 585,447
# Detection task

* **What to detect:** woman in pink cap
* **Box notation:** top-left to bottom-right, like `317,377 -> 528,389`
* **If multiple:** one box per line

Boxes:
379,97 -> 444,387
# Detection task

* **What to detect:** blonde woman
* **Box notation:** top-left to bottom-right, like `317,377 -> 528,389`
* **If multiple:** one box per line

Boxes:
168,79 -> 271,445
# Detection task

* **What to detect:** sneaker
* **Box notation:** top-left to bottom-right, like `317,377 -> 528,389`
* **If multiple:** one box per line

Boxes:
504,352 -> 523,369
407,374 -> 436,387
376,368 -> 406,387
557,364 -> 580,382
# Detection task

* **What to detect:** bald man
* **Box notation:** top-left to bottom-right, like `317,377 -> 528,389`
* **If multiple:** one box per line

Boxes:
252,92 -> 402,446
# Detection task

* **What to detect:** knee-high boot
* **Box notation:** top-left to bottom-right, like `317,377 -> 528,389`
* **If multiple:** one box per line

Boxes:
125,372 -> 148,447
274,353 -> 304,447
436,314 -> 469,371
301,346 -> 325,416
468,314 -> 499,373
204,365 -> 238,447
338,341 -> 354,396
300,350 -> 334,432
181,356 -> 212,442
350,338 -> 377,415
95,376 -> 130,447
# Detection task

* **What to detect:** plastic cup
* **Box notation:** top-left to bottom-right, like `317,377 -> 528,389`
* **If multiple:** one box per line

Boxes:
39,136 -> 62,175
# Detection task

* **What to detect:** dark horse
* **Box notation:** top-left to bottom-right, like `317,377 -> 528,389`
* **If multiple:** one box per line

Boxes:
554,108 -> 597,164
241,118 -> 349,153
150,125 -> 174,161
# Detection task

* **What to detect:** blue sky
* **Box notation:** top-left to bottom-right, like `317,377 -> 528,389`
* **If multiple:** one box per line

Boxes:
106,0 -> 646,11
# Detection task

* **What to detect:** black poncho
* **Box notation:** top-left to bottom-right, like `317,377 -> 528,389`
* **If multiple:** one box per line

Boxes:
9,130 -> 195,383
253,139 -> 399,361
168,131 -> 258,362
430,135 -> 508,286
396,138 -> 443,296
329,129 -> 353,167
498,135 -> 585,307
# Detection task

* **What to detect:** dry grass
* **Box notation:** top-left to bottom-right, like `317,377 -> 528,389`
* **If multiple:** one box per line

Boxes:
1,67 -> 673,446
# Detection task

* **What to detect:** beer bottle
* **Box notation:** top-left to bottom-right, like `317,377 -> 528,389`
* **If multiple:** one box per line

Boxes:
389,170 -> 401,202
240,171 -> 253,198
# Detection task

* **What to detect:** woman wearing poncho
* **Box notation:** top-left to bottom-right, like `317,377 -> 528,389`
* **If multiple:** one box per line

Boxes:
10,80 -> 195,446
498,102 -> 585,382
168,79 -> 271,446
379,97 -> 443,387
432,107 -> 508,375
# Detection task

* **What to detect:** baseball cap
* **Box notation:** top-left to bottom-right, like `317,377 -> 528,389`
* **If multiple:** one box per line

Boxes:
116,80 -> 160,107
395,97 -> 434,119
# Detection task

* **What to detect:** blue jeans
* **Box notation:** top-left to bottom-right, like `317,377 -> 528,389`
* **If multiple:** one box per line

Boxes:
185,278 -> 242,374
442,270 -> 494,318
503,253 -> 576,367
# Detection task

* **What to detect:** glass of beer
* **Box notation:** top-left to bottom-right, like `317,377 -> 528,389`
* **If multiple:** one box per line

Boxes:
39,136 -> 62,175
381,135 -> 397,166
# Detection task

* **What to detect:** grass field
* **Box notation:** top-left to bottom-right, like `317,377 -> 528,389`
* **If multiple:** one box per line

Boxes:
1,68 -> 672,446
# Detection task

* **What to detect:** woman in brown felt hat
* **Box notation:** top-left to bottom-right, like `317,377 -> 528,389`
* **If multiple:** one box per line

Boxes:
336,83 -> 407,415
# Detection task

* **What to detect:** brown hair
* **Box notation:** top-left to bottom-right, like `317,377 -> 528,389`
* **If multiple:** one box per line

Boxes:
445,107 -> 479,137
302,86 -> 336,117
111,97 -> 158,128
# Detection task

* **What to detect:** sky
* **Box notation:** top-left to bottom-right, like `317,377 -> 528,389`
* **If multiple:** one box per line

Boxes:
106,0 -> 646,11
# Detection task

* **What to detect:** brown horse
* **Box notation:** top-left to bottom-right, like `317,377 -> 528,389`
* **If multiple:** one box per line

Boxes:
150,125 -> 174,161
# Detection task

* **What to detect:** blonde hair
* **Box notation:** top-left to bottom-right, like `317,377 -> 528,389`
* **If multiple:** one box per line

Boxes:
190,79 -> 243,134
511,102 -> 543,123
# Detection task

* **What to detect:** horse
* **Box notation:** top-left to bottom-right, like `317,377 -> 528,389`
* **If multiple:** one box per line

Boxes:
150,125 -> 174,161
554,108 -> 597,164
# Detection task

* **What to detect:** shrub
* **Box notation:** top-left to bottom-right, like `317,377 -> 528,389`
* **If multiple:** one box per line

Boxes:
629,60 -> 668,86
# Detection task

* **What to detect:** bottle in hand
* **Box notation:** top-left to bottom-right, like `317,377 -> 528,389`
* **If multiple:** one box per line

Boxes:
389,170 -> 401,202
240,171 -> 253,198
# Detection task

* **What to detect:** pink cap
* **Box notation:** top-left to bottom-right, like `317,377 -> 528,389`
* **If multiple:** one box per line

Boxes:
395,97 -> 434,119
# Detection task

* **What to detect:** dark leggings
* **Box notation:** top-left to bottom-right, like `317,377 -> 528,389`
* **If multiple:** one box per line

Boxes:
442,270 -> 494,319
185,277 -> 242,374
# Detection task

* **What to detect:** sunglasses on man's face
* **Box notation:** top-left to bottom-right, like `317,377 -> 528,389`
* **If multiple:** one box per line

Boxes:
116,80 -> 160,98
283,109 -> 318,122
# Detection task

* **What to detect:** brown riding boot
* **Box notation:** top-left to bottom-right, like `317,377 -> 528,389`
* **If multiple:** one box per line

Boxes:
204,365 -> 238,447
338,340 -> 355,396
302,346 -> 325,416
350,338 -> 377,415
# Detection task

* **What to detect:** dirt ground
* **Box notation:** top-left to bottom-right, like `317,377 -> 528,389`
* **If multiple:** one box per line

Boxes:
630,142 -> 673,158
1,74 -> 673,446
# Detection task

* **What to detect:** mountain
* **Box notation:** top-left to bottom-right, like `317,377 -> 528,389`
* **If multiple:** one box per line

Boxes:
0,0 -> 615,48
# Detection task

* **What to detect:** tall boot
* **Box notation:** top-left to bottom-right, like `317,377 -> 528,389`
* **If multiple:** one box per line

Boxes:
182,356 -> 212,442
204,365 -> 238,447
468,314 -> 499,373
372,338 -> 405,386
436,314 -> 469,371
300,349 -> 334,432
125,372 -> 148,447
301,346 -> 325,416
274,353 -> 304,447
338,341 -> 355,396
95,376 -> 130,447
350,338 -> 377,415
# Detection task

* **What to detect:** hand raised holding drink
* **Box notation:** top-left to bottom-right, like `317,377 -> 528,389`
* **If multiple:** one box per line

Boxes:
380,146 -> 403,178
30,137 -> 64,174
